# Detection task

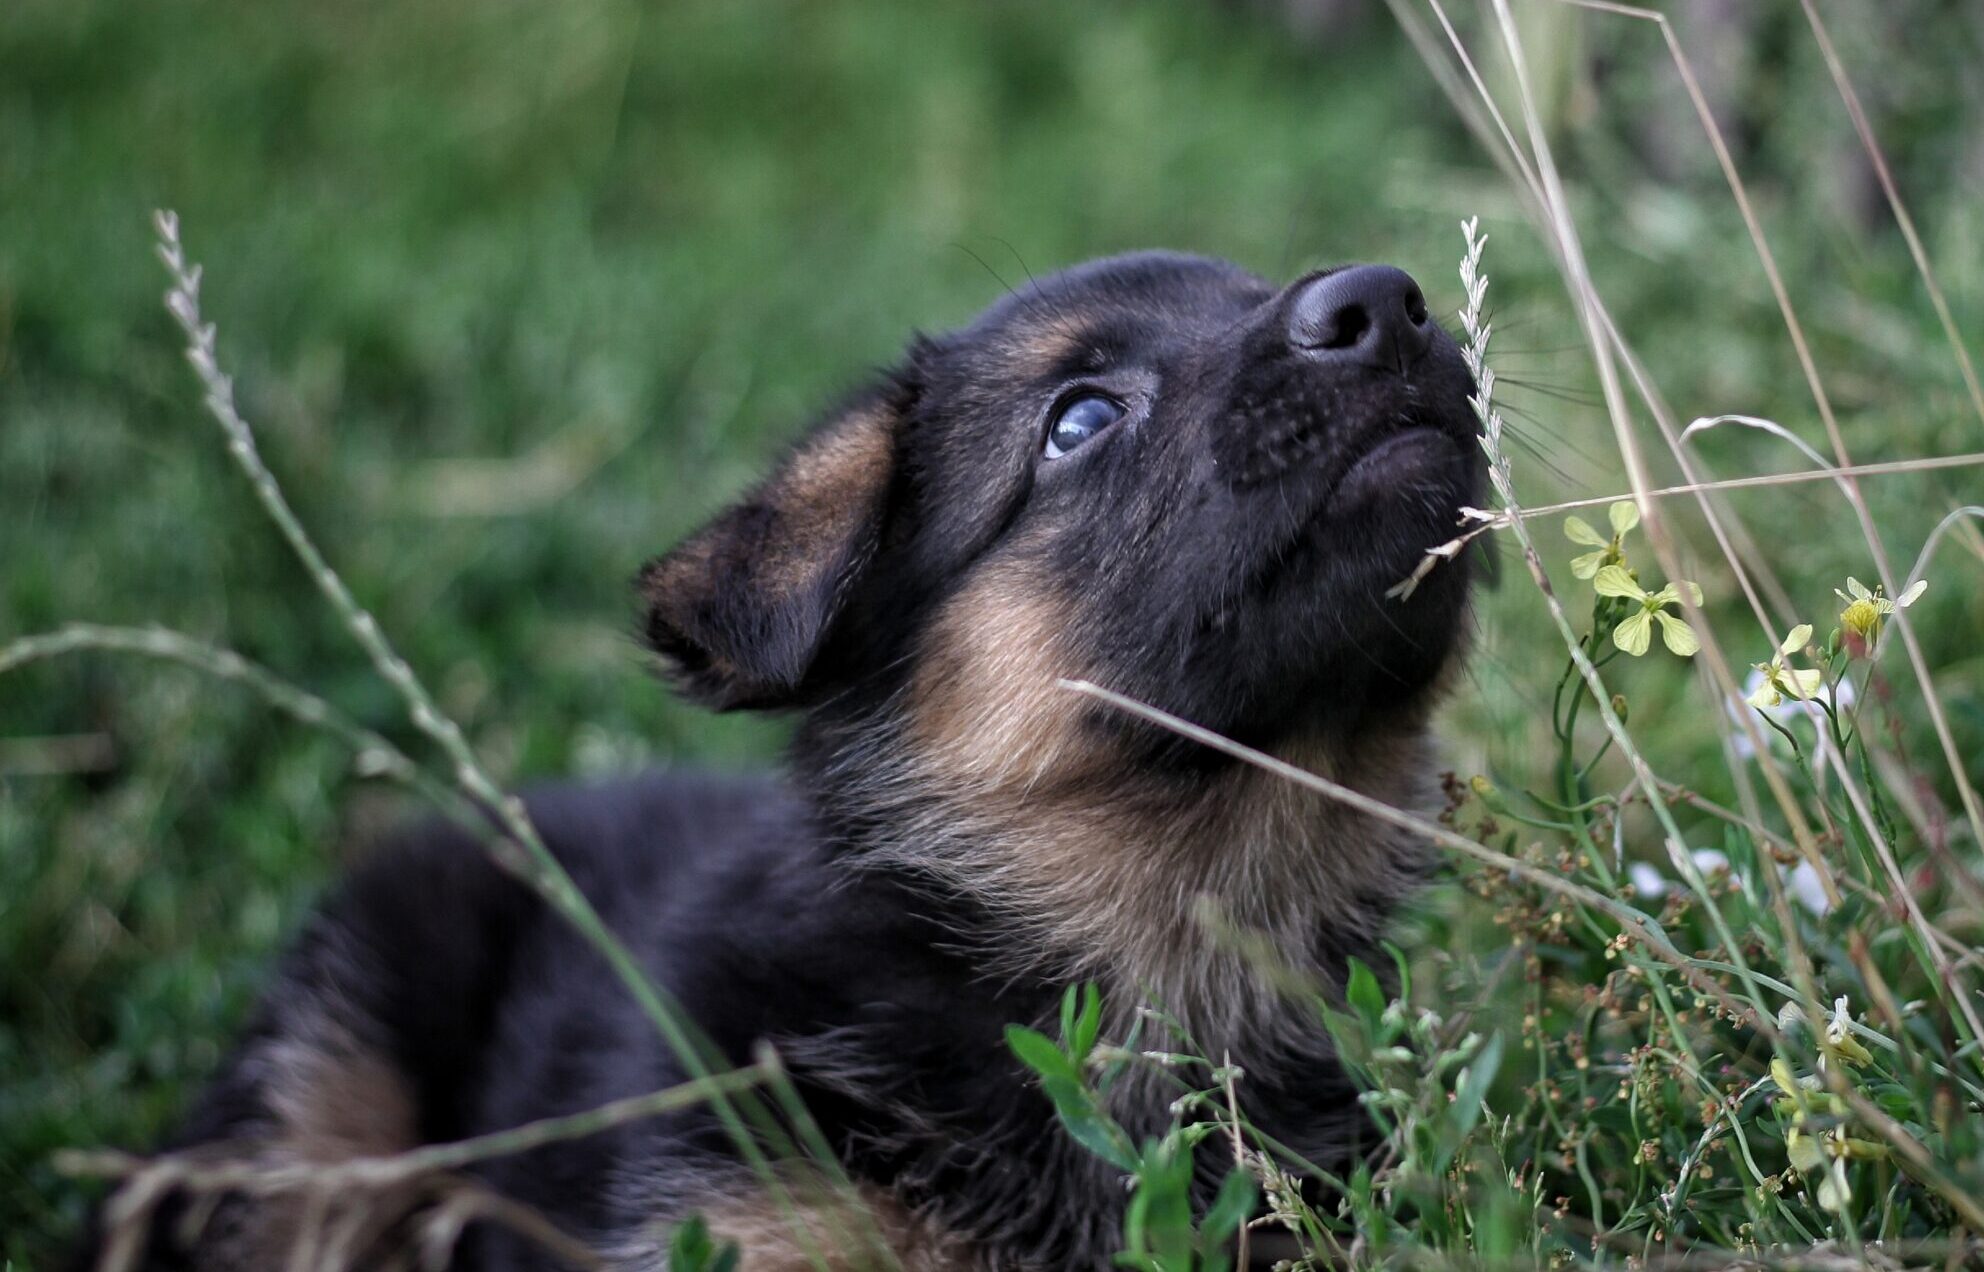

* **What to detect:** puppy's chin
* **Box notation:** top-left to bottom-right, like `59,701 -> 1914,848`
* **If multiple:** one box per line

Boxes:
1327,426 -> 1468,518
1306,429 -> 1472,595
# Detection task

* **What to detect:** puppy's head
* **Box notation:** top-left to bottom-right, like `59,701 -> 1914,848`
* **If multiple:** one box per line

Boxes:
640,252 -> 1480,766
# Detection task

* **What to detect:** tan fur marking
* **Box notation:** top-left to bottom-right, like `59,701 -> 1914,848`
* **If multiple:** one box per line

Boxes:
753,404 -> 895,596
198,1019 -> 424,1271
998,320 -> 1087,378
642,404 -> 892,616
908,561 -> 1090,791
264,1027 -> 420,1161
655,1182 -> 983,1271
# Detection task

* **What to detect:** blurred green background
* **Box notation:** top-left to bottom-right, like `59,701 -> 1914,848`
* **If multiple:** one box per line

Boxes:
4,0 -> 1981,1263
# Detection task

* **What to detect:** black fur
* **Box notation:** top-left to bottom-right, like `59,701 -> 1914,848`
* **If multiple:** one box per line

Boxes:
82,252 -> 1482,1270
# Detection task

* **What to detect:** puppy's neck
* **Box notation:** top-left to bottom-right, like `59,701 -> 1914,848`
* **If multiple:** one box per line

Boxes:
800,696 -> 1437,1050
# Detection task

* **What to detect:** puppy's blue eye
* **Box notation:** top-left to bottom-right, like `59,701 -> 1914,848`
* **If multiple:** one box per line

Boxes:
1044,394 -> 1124,459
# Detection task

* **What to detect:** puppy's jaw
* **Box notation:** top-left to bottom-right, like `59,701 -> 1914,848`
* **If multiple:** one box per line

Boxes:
818,540 -> 1446,1047
826,682 -> 1439,1050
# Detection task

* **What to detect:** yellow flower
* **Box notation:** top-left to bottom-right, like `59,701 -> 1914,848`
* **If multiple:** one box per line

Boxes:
1774,1044 -> 1884,1215
1788,1124 -> 1884,1213
1564,501 -> 1639,580
1834,576 -> 1925,647
1746,626 -> 1825,707
1593,564 -> 1702,657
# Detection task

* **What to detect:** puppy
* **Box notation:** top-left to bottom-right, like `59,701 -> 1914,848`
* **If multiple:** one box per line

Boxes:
88,252 -> 1481,1270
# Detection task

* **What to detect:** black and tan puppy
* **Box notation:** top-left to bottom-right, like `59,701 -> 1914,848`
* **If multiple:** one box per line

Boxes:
95,252 -> 1481,1270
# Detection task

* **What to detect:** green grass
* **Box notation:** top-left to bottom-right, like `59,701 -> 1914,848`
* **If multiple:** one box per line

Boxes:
4,0 -> 1983,1266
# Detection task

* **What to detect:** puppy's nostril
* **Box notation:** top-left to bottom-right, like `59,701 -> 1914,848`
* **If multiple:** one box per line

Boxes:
1405,286 -> 1428,326
1318,303 -> 1370,351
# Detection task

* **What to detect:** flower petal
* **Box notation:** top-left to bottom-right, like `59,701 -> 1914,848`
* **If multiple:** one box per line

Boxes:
1564,515 -> 1608,547
1655,611 -> 1700,656
1787,1128 -> 1828,1175
1895,579 -> 1927,607
1827,1032 -> 1875,1069
1678,580 -> 1704,607
1646,583 -> 1680,608
1846,577 -> 1872,601
1780,623 -> 1813,656
1570,549 -> 1605,579
1785,667 -> 1825,700
1614,610 -> 1653,656
1608,500 -> 1641,537
1816,1159 -> 1852,1212
1593,564 -> 1644,600
1747,681 -> 1781,708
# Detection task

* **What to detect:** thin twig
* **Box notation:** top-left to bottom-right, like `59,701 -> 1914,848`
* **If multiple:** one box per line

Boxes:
56,1063 -> 777,1196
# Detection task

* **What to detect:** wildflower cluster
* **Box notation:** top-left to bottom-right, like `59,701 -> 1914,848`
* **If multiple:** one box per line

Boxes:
1734,574 -> 1926,770
1767,997 -> 1887,1214
1561,502 -> 1703,659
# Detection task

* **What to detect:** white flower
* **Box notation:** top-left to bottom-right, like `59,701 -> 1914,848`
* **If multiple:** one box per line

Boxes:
1627,862 -> 1669,900
1746,625 -> 1824,708
1788,861 -> 1834,916
1628,849 -> 1731,902
1728,670 -> 1853,759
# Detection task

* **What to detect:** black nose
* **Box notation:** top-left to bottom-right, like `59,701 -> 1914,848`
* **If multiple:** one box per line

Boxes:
1287,264 -> 1434,372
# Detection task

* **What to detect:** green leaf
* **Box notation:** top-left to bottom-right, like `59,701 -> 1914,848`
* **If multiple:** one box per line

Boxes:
1126,1137 -> 1199,1271
1345,957 -> 1386,1035
1006,1023 -> 1076,1082
1045,1085 -> 1140,1173
1383,940 -> 1413,1001
1199,1167 -> 1259,1272
668,1215 -> 740,1272
1449,1030 -> 1505,1140
1072,982 -> 1104,1061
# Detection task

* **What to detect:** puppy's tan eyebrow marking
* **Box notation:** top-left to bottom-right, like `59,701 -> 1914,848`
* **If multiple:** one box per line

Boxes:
1055,342 -> 1117,379
998,316 -> 1115,383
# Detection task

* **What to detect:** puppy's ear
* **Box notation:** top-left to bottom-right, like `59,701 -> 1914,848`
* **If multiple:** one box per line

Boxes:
638,382 -> 908,710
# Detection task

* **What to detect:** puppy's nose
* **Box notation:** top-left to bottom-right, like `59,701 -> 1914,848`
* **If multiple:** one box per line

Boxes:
1287,265 -> 1434,372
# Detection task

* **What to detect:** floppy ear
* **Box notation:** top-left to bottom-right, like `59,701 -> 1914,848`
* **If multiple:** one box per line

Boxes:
637,384 -> 906,710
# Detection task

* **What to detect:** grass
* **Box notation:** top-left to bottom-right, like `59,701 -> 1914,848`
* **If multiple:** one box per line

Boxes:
4,0 -> 1983,1266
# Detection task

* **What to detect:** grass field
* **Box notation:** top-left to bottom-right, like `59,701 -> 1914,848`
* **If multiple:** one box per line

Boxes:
5,0 -> 1983,1266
